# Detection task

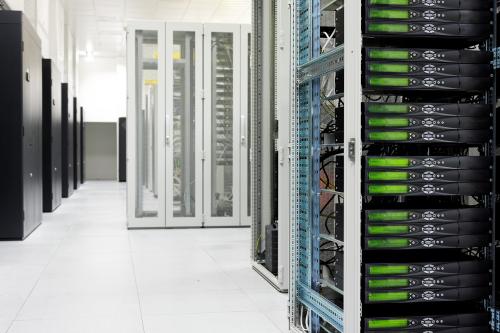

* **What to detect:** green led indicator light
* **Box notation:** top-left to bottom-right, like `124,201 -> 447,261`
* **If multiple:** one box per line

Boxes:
368,319 -> 409,329
369,63 -> 410,73
368,118 -> 410,127
370,0 -> 410,4
369,265 -> 410,275
368,278 -> 409,288
369,50 -> 410,60
368,131 -> 409,141
368,225 -> 410,235
369,9 -> 410,19
368,23 -> 409,33
367,158 -> 410,168
368,291 -> 410,302
368,171 -> 409,181
367,238 -> 410,249
369,77 -> 410,87
369,184 -> 409,194
368,211 -> 410,221
369,64 -> 410,73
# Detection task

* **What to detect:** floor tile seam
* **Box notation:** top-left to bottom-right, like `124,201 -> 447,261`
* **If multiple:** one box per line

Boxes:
5,225 -> 70,333
127,232 -> 147,333
200,243 -> 248,293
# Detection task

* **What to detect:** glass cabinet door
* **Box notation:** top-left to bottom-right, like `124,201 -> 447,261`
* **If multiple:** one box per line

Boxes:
126,23 -> 166,228
203,24 -> 242,227
165,23 -> 203,227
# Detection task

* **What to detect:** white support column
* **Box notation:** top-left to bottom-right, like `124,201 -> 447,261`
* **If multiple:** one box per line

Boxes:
343,0 -> 363,331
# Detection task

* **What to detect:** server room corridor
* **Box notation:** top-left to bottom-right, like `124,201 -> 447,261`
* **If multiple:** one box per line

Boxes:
0,182 -> 287,333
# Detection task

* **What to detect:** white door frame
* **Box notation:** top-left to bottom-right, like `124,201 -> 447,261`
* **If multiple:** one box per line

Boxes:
240,24 -> 252,227
126,21 -> 166,228
203,23 -> 242,227
165,22 -> 204,228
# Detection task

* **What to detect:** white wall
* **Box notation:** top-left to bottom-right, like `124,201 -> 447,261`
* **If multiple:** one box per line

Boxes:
5,0 -> 22,10
5,0 -> 76,94
78,57 -> 126,122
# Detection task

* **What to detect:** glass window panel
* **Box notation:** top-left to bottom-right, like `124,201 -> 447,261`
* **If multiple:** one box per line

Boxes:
211,32 -> 234,217
172,31 -> 196,217
135,30 -> 159,218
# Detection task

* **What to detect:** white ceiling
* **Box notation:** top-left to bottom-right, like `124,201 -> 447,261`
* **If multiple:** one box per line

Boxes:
67,0 -> 251,58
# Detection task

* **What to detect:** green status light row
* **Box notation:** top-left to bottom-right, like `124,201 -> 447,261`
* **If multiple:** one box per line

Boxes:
368,291 -> 410,302
369,265 -> 410,275
367,238 -> 410,248
369,77 -> 411,87
368,131 -> 410,141
368,23 -> 410,33
368,225 -> 410,235
368,184 -> 409,194
367,157 -> 411,168
369,63 -> 411,73
370,0 -> 410,4
369,50 -> 411,60
369,9 -> 411,19
368,211 -> 410,221
368,278 -> 410,288
368,171 -> 409,181
367,104 -> 409,114
368,118 -> 410,127
368,318 -> 410,329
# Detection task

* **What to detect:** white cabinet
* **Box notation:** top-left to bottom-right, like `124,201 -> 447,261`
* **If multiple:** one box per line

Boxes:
127,22 -> 251,229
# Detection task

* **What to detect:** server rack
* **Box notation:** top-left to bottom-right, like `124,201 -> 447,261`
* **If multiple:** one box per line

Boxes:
251,0 -> 291,292
126,22 -> 251,228
118,117 -> 127,182
73,97 -> 80,189
42,59 -> 62,212
80,106 -> 84,184
61,83 -> 74,197
0,11 -> 42,239
289,0 -> 497,332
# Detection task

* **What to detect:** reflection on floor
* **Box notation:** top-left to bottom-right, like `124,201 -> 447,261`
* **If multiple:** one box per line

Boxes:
0,182 -> 288,333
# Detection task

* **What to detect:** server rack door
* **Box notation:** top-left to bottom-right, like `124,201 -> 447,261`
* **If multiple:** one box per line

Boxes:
67,93 -> 74,195
202,23 -> 242,227
126,22 -> 166,228
42,59 -> 62,212
73,97 -> 80,189
61,83 -> 71,197
118,117 -> 127,182
21,12 -> 42,238
52,62 -> 62,208
80,107 -> 84,184
164,22 -> 203,228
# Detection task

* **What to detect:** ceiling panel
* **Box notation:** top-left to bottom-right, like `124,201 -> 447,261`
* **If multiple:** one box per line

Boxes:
67,0 -> 251,58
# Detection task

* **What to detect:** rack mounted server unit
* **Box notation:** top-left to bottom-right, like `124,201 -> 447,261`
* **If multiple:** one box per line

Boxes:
0,11 -> 43,239
73,97 -> 80,190
360,0 -> 495,330
61,83 -> 74,197
42,59 -> 62,212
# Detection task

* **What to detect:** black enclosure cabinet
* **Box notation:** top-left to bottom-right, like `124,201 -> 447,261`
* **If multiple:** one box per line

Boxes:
61,83 -> 74,197
73,97 -> 80,189
0,11 -> 43,239
80,107 -> 85,184
118,117 -> 127,182
42,59 -> 62,212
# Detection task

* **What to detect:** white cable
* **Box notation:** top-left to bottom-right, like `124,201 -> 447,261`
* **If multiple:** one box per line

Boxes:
306,309 -> 311,332
300,306 -> 307,331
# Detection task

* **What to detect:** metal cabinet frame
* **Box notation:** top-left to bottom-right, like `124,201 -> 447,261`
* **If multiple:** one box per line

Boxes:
251,0 -> 292,292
